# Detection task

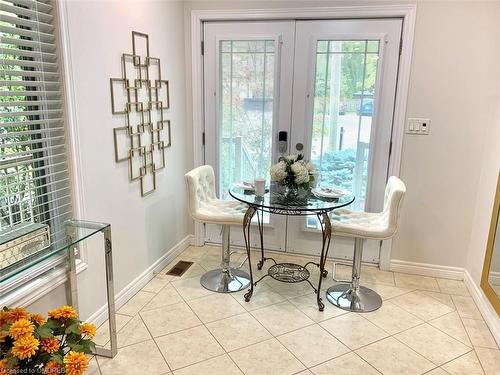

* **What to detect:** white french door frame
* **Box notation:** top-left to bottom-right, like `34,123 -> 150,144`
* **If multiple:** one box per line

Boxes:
190,4 -> 417,270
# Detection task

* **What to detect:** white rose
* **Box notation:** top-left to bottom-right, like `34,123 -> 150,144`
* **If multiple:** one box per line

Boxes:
270,161 -> 287,182
306,162 -> 315,172
285,154 -> 297,162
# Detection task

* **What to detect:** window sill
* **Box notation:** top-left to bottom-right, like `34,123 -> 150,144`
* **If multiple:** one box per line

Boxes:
0,258 -> 87,308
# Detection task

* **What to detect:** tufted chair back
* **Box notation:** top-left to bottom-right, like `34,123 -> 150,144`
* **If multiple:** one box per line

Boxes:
382,176 -> 406,235
185,165 -> 217,219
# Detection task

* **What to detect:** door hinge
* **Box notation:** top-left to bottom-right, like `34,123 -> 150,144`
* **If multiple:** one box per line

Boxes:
202,132 -> 205,146
399,38 -> 403,55
201,41 -> 204,56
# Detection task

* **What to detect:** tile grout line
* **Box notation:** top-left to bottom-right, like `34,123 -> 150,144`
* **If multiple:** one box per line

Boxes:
113,247 -> 488,374
436,348 -> 478,371
138,313 -> 173,374
391,329 -> 470,368
178,290 -> 246,375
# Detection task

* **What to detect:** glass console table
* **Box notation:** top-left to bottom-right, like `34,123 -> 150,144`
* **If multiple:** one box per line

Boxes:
229,186 -> 355,311
0,220 -> 117,358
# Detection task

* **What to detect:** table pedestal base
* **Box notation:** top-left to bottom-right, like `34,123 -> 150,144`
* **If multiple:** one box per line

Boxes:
325,284 -> 382,312
201,268 -> 251,293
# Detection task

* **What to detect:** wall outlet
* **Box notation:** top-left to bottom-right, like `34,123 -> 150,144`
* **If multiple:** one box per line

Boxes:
407,118 -> 430,135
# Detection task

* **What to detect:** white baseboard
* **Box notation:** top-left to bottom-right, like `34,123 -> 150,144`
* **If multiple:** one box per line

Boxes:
464,270 -> 500,346
87,234 -> 193,327
390,259 -> 464,280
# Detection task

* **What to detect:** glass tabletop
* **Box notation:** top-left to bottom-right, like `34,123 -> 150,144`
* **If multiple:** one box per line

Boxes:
0,220 -> 110,284
229,184 -> 355,215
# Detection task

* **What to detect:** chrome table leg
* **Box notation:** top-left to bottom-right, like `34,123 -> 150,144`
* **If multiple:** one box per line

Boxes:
94,227 -> 118,358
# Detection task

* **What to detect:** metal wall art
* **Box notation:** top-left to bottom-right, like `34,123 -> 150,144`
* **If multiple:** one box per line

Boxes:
110,31 -> 171,197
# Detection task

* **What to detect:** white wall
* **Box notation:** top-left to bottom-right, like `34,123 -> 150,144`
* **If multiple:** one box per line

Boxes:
26,0 -> 191,320
184,0 -> 500,271
392,1 -> 500,267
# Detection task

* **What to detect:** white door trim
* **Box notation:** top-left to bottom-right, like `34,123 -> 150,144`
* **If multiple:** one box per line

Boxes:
189,4 -> 417,264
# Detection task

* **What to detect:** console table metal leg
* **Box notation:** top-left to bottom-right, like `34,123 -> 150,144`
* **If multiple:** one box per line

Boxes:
67,246 -> 79,312
95,227 -> 118,358
243,206 -> 257,302
316,212 -> 332,311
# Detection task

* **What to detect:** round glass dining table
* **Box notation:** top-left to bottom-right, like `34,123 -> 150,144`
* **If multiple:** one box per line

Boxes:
229,185 -> 354,311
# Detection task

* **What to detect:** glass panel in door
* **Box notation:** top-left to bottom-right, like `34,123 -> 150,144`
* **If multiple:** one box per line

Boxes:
287,19 -> 402,262
218,40 -> 275,200
203,21 -> 295,250
307,39 -> 380,228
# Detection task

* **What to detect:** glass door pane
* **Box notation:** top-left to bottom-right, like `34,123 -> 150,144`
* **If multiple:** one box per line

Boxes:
218,40 -> 275,200
203,21 -> 295,250
307,40 -> 380,228
288,19 -> 402,261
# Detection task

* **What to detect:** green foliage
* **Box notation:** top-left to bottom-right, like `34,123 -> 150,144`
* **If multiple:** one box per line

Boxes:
1,30 -> 45,228
0,306 -> 96,372
313,148 -> 367,197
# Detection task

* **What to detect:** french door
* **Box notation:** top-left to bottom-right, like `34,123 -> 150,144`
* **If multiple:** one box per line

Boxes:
203,19 -> 402,262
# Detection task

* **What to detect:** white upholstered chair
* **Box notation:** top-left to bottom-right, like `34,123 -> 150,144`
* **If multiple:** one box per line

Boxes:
326,176 -> 406,312
185,165 -> 250,292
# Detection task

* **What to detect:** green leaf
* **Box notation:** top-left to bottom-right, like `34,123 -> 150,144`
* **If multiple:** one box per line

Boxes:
44,318 -> 61,330
65,321 -> 81,335
35,325 -> 53,339
6,356 -> 18,369
50,353 -> 64,364
67,342 -> 85,352
78,339 -> 96,355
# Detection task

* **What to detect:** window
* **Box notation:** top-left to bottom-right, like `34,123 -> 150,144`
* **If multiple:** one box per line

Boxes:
1,1 -> 72,237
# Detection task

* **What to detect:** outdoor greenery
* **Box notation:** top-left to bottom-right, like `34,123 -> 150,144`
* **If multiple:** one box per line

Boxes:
1,24 -> 43,229
216,40 -> 377,203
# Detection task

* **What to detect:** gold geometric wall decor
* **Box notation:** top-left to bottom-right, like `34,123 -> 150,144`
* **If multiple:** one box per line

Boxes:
110,31 -> 171,197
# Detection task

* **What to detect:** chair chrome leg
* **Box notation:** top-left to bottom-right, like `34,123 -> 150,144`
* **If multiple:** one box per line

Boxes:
326,238 -> 382,312
200,225 -> 251,293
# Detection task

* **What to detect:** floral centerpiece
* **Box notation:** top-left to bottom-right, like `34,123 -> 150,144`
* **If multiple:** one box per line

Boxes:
270,154 -> 315,192
0,305 -> 96,375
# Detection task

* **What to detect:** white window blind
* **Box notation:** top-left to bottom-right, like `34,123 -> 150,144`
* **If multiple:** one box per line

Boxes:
0,0 -> 72,232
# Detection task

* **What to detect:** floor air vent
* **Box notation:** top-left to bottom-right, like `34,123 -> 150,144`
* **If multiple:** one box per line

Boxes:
165,260 -> 194,277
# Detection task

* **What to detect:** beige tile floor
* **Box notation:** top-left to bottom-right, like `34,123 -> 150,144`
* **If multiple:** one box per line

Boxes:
88,245 -> 500,375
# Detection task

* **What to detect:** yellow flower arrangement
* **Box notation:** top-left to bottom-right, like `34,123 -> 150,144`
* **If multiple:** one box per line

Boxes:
0,359 -> 9,375
8,318 -> 35,340
11,335 -> 39,360
30,313 -> 46,326
0,311 -> 9,327
40,337 -> 60,354
48,305 -> 77,320
63,351 -> 89,375
44,361 -> 64,374
0,306 -> 96,373
79,322 -> 96,339
6,307 -> 29,323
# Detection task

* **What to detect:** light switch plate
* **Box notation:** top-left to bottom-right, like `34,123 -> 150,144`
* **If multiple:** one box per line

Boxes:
407,118 -> 430,135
